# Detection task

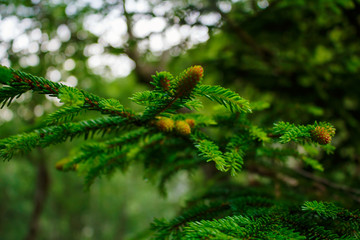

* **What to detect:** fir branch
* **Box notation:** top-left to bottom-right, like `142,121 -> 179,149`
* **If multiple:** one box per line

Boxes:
82,145 -> 133,187
192,137 -> 227,172
301,156 -> 324,172
3,66 -> 62,95
0,65 -> 135,120
194,84 -> 252,113
130,91 -> 169,107
140,96 -> 179,121
223,135 -> 248,176
272,121 -> 336,145
153,187 -> 360,239
77,130 -> 167,187
71,128 -> 150,165
81,90 -> 135,120
0,117 -> 129,161
224,150 -> 244,176
249,125 -> 271,142
0,85 -> 29,108
140,96 -> 201,121
273,121 -> 311,143
182,98 -> 203,111
131,90 -> 201,118
43,106 -> 86,125
152,201 -> 231,239
280,210 -> 346,239
58,87 -> 85,106
183,215 -> 279,239
2,64 -> 355,239
302,201 -> 339,219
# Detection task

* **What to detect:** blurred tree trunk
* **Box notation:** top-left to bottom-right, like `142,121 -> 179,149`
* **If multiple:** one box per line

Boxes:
25,151 -> 49,240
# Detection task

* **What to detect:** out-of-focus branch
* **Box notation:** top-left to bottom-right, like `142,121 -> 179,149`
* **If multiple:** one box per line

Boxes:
213,2 -> 282,73
293,167 -> 360,196
247,163 -> 360,203
247,164 -> 299,187
341,0 -> 360,38
122,0 -> 154,84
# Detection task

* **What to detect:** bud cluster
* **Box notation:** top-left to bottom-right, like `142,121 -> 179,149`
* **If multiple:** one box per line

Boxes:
154,118 -> 195,136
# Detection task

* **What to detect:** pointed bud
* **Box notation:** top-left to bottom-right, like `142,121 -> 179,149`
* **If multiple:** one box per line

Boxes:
155,118 -> 175,132
311,126 -> 332,145
175,120 -> 191,135
175,65 -> 204,98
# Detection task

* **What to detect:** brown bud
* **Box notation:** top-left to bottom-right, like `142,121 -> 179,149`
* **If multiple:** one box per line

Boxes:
311,126 -> 332,145
175,120 -> 191,135
155,118 -> 175,132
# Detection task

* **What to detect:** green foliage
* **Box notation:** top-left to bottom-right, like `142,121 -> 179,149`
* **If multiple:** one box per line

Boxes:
0,65 -> 337,176
195,85 -> 252,113
272,121 -> 335,145
152,187 -> 360,239
2,1 -> 360,239
58,87 -> 85,106
0,117 -> 129,161
150,71 -> 175,92
130,91 -> 168,107
223,135 -> 247,176
98,98 -> 126,112
0,66 -> 136,120
193,138 -> 227,172
1,64 -> 357,239
0,65 -> 12,84
302,156 -> 324,172
43,106 -> 85,126
0,85 -> 28,108
0,65 -> 262,179
249,125 -> 271,143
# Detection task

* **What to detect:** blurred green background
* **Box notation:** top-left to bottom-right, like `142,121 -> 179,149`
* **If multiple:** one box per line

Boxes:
1,0 -> 359,239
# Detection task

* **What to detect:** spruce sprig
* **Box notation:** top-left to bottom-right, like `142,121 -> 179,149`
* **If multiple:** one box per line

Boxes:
0,117 -> 129,161
0,65 -> 336,185
1,64 -> 355,239
0,65 -> 134,119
